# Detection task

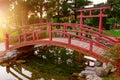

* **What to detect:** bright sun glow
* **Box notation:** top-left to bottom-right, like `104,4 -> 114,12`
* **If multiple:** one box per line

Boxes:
0,0 -> 107,41
0,10 -> 8,41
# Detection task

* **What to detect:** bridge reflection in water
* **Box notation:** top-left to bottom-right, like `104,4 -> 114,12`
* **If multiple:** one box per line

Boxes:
0,61 -> 52,80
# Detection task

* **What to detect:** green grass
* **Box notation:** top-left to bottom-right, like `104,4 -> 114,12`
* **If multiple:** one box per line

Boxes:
10,31 -> 18,37
105,29 -> 120,36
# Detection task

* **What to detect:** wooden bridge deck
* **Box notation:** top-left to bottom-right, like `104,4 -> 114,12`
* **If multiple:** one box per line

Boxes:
42,38 -> 105,55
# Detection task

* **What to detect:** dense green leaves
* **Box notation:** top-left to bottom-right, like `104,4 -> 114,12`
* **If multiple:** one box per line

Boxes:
107,0 -> 120,28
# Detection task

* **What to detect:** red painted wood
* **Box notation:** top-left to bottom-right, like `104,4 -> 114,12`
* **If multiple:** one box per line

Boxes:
90,40 -> 93,52
63,24 -> 66,38
33,31 -> 36,41
24,33 -> 27,42
90,10 -> 92,16
5,33 -> 9,50
18,34 -> 21,43
99,9 -> 103,34
49,24 -> 52,41
77,5 -> 111,35
68,34 -> 71,45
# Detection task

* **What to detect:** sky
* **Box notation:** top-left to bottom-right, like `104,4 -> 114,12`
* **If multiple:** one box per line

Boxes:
90,0 -> 107,4
85,0 -> 107,7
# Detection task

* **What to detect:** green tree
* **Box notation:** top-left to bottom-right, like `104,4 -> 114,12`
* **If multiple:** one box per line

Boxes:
70,0 -> 91,23
106,17 -> 116,29
9,0 -> 33,25
107,0 -> 120,29
27,0 -> 45,22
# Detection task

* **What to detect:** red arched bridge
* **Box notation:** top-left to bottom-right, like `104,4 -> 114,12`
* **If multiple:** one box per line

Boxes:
5,5 -> 120,62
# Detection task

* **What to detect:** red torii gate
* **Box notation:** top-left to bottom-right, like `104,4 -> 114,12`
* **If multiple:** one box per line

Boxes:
76,5 -> 112,34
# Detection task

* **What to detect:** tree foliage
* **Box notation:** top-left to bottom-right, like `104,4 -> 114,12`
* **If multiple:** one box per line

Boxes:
107,0 -> 120,28
9,0 -> 91,24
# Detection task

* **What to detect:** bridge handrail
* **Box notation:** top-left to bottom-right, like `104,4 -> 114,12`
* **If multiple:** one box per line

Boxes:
8,28 -> 110,50
8,22 -> 118,39
81,24 -> 118,39
7,22 -> 117,46
52,23 -> 118,40
9,32 -> 108,54
6,24 -> 114,62
8,23 -> 48,35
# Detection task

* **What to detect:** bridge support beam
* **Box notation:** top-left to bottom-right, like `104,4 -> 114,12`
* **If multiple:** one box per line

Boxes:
68,34 -> 71,45
80,11 -> 83,36
63,24 -> 66,38
5,33 -> 9,50
24,33 -> 27,42
49,24 -> 52,41
99,9 -> 103,34
90,40 -> 93,52
33,31 -> 36,41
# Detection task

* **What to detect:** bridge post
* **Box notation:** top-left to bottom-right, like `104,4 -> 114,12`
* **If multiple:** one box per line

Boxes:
5,33 -> 9,50
99,9 -> 103,34
68,34 -> 71,45
63,23 -> 66,38
90,40 -> 93,52
90,10 -> 92,16
33,31 -> 36,41
80,11 -> 83,37
24,33 -> 27,42
18,34 -> 21,43
49,23 -> 52,41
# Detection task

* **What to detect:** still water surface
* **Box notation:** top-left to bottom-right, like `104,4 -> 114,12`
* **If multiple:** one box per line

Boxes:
0,64 -> 33,80
0,63 -> 55,80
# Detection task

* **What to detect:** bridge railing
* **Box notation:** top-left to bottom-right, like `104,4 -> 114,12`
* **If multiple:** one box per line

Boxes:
50,23 -> 114,49
6,22 -> 117,51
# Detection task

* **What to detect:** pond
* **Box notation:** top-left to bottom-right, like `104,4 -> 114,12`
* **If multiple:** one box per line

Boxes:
0,45 -> 88,80
0,64 -> 32,80
0,53 -> 88,80
0,62 -> 69,80
0,57 -> 82,80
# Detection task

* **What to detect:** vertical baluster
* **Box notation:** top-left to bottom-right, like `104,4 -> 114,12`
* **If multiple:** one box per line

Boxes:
18,34 -> 21,43
33,31 -> 36,41
68,34 -> 71,45
5,33 -> 9,50
90,10 -> 92,16
49,23 -> 52,41
24,33 -> 27,42
90,40 -> 93,52
80,11 -> 84,39
99,9 -> 103,34
64,23 -> 66,38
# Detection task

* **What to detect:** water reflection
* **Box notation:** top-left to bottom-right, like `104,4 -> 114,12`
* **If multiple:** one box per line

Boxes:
0,62 -> 32,80
0,66 -> 17,80
0,61 -> 55,80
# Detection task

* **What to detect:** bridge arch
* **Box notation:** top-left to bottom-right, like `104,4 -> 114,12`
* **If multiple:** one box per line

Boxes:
7,37 -> 106,62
